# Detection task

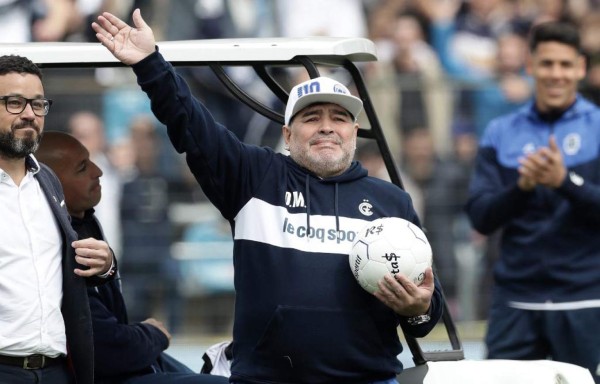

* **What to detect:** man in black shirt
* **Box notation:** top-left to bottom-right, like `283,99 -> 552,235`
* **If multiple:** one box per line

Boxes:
36,131 -> 227,384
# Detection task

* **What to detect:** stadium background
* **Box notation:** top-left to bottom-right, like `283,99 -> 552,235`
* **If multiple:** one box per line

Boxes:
6,0 -> 600,369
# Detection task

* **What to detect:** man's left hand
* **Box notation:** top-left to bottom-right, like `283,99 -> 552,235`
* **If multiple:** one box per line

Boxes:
72,238 -> 113,277
374,267 -> 434,317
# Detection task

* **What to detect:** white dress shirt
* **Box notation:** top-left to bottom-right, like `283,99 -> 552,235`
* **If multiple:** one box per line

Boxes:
0,158 -> 66,357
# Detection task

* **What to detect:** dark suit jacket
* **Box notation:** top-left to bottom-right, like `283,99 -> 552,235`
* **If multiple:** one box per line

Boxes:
35,163 -> 109,384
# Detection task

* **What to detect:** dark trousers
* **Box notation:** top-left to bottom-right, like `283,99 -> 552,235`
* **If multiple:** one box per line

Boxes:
0,362 -> 74,384
486,301 -> 600,383
122,353 -> 229,384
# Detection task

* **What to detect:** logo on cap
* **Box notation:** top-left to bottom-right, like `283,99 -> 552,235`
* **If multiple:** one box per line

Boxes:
333,84 -> 347,94
297,81 -> 321,98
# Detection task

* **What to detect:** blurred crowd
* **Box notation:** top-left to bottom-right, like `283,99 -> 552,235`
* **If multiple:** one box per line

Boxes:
5,0 -> 600,331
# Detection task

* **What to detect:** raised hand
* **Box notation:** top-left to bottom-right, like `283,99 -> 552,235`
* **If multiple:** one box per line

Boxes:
92,8 -> 156,65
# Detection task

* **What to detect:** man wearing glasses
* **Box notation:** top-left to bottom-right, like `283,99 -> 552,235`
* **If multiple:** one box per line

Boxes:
0,54 -> 115,384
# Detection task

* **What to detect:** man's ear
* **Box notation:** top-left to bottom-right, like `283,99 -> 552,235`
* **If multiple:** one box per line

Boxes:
282,124 -> 291,146
577,54 -> 587,81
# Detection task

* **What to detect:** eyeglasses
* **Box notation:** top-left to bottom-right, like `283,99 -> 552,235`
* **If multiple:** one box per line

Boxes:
0,96 -> 53,117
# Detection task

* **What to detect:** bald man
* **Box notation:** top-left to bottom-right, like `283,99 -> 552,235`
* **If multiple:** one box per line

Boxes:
67,110 -> 122,256
36,132 -> 228,384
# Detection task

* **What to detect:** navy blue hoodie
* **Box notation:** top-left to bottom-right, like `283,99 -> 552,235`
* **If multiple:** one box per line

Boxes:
132,50 -> 444,383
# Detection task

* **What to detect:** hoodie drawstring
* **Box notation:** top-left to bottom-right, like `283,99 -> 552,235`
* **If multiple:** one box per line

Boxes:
334,183 -> 340,238
304,174 -> 341,241
305,174 -> 311,238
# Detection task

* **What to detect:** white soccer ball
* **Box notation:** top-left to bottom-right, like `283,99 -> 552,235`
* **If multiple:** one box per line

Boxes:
349,217 -> 433,294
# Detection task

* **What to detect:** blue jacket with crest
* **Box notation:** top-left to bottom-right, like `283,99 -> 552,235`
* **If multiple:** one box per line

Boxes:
466,96 -> 600,303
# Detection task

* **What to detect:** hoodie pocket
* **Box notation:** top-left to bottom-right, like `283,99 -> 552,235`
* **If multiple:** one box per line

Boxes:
251,305 -> 395,382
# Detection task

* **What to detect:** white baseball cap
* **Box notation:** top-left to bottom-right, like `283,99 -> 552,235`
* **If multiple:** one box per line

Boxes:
284,76 -> 363,125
